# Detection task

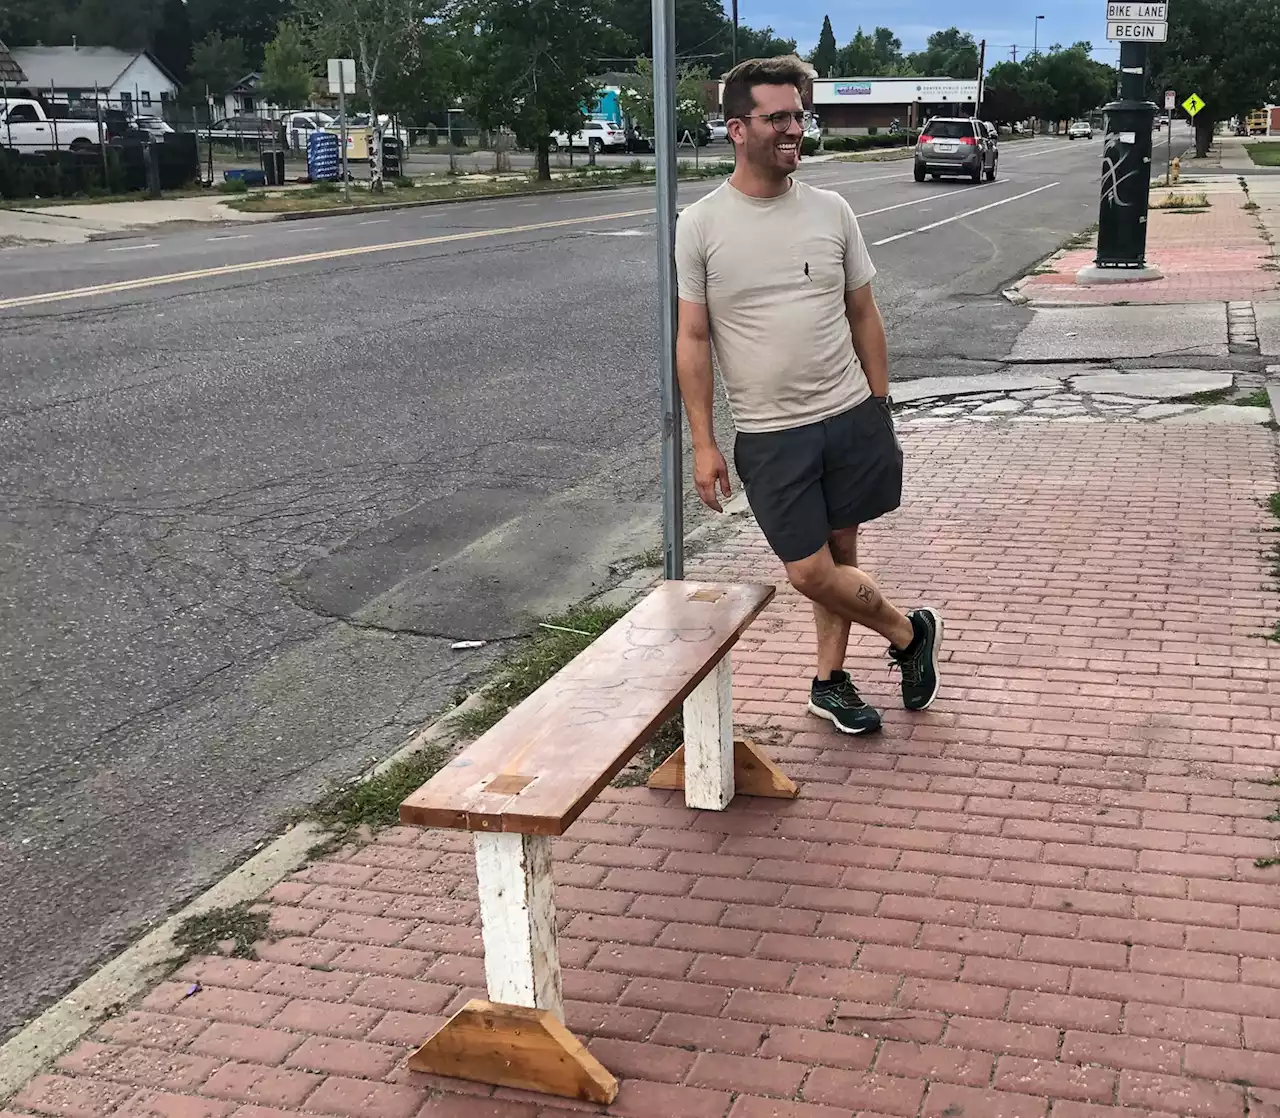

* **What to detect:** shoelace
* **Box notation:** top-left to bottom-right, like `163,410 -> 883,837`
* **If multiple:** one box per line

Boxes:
820,679 -> 865,709
888,646 -> 924,685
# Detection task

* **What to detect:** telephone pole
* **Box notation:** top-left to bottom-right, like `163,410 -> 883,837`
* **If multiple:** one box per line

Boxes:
1010,45 -> 1018,63
976,39 -> 986,115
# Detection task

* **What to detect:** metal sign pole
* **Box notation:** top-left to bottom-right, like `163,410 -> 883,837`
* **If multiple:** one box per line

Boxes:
652,0 -> 683,581
339,61 -> 350,203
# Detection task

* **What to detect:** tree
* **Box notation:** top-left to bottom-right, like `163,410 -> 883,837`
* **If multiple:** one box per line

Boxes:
809,15 -> 837,78
64,0 -> 163,49
187,0 -> 293,67
295,0 -> 437,190
732,23 -> 796,65
618,56 -> 711,136
184,31 -> 247,103
152,0 -> 193,82
981,60 -> 1030,124
835,25 -> 909,77
1150,0 -> 1280,156
462,0 -> 620,181
259,20 -> 313,108
908,27 -> 979,78
1025,43 -> 1114,124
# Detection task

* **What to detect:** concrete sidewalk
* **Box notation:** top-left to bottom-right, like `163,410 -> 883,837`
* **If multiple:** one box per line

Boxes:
7,406 -> 1280,1117
0,196 -> 263,247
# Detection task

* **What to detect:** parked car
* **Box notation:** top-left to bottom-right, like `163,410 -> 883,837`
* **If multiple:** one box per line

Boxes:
1068,120 -> 1094,140
208,115 -> 282,143
1,97 -> 105,152
914,116 -> 998,183
708,117 -> 728,142
133,115 -> 175,140
804,114 -> 822,145
548,119 -> 627,153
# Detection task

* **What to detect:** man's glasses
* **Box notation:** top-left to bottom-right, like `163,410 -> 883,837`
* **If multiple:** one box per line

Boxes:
738,111 -> 807,133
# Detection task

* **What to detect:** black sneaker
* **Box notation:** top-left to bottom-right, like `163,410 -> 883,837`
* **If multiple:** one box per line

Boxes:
889,608 -> 944,711
808,671 -> 883,735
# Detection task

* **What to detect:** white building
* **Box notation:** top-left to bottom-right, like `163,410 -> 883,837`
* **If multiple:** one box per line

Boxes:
8,45 -> 179,114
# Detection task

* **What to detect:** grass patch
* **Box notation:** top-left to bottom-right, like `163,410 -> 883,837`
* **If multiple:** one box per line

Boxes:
1178,387 -> 1234,405
172,902 -> 270,962
1240,388 -> 1272,409
449,603 -> 682,788
1245,142 -> 1280,168
311,743 -> 452,838
1268,492 -> 1280,521
225,162 -> 734,214
1256,856 -> 1280,869
1151,192 -> 1209,210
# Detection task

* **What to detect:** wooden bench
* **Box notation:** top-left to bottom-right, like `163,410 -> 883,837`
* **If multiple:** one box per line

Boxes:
398,579 -> 795,1104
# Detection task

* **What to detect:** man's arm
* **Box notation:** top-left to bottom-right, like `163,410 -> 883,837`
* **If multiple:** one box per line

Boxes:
845,282 -> 890,399
676,298 -> 731,512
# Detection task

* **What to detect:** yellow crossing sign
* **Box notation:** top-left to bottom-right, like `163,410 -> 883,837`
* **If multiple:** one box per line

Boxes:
1182,93 -> 1206,117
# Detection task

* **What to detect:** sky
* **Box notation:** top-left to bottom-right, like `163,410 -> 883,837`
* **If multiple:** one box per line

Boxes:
747,0 -> 1122,68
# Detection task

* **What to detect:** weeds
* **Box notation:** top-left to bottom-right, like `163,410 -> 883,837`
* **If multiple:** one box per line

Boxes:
1240,388 -> 1271,408
1179,387 -> 1234,405
311,743 -> 452,838
172,902 -> 270,962
1152,192 -> 1209,210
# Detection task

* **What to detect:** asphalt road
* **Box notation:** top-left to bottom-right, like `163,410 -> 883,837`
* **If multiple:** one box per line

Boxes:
0,132 -> 1108,1039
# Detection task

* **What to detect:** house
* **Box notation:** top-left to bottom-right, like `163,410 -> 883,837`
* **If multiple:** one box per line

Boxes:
221,72 -> 275,119
0,38 -> 28,86
8,45 -> 179,114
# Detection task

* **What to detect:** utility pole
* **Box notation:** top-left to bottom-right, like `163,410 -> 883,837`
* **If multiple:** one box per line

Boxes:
976,39 -> 986,116
1011,45 -> 1018,63
731,0 -> 739,67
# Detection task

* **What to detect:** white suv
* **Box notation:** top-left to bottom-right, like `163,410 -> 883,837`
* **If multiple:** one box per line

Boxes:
548,120 -> 627,154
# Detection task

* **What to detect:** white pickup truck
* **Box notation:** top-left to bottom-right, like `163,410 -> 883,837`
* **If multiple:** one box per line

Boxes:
1,98 -> 104,153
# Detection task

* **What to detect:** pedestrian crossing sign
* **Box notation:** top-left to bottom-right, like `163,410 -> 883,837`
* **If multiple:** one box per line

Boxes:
1182,93 -> 1205,117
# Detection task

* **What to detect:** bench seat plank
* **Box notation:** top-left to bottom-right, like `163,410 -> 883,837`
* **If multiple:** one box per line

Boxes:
400,580 -> 774,836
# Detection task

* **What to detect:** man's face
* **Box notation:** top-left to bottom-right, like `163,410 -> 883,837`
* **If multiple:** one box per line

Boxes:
730,82 -> 804,179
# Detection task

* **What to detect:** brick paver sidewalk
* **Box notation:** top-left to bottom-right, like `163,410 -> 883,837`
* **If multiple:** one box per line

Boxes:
10,424 -> 1280,1118
1016,186 -> 1280,306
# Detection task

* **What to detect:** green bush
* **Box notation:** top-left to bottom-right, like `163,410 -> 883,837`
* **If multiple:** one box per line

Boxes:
218,177 -> 250,194
801,135 -> 821,156
311,180 -> 338,194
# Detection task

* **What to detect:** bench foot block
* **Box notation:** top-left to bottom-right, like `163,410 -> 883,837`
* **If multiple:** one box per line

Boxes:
406,998 -> 618,1104
647,738 -> 797,799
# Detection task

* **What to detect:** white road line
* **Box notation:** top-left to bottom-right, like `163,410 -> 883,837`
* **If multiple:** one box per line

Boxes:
871,182 -> 1061,246
1009,141 -> 1098,162
472,205 -> 496,212
107,243 -> 159,252
358,219 -> 390,225
206,234 -> 252,242
856,182 -> 988,219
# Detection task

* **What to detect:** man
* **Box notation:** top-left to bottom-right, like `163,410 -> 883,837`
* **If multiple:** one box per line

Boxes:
673,54 -> 942,735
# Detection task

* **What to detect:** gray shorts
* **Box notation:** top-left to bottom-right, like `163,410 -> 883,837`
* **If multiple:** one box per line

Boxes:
733,397 -> 903,564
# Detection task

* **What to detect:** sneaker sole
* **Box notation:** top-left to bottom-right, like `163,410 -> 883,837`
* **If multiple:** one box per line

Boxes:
907,608 -> 945,711
807,701 -> 882,735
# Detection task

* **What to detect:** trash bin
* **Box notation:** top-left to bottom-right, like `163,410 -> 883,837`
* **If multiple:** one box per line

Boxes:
381,136 -> 402,178
260,150 -> 278,186
273,149 -> 286,185
307,130 -> 340,182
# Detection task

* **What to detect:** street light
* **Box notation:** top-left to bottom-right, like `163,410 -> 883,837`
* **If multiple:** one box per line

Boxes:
1033,15 -> 1045,57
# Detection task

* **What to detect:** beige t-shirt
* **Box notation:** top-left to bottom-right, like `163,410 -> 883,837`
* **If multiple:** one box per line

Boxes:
675,178 -> 877,434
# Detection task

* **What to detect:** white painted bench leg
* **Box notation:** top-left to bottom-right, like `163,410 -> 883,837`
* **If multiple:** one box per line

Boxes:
682,653 -> 735,811
472,831 -> 564,1021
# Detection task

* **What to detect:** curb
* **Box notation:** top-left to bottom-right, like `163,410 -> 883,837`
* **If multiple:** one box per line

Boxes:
230,166 -> 736,223
0,499 -> 760,1100
0,689 -> 489,1104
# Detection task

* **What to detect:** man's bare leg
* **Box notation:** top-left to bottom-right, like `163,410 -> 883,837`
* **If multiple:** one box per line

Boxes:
788,543 -> 914,651
814,526 -> 858,679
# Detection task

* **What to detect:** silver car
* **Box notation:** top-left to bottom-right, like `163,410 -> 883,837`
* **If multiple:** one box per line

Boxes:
914,117 -> 998,183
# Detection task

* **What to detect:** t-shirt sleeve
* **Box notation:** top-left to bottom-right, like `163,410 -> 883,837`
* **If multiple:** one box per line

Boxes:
675,208 -> 707,304
839,196 -> 877,290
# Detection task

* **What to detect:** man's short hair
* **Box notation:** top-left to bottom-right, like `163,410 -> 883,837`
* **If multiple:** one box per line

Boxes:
722,55 -> 815,122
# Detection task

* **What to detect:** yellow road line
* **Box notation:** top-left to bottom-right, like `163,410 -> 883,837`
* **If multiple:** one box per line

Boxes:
0,207 -> 656,312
